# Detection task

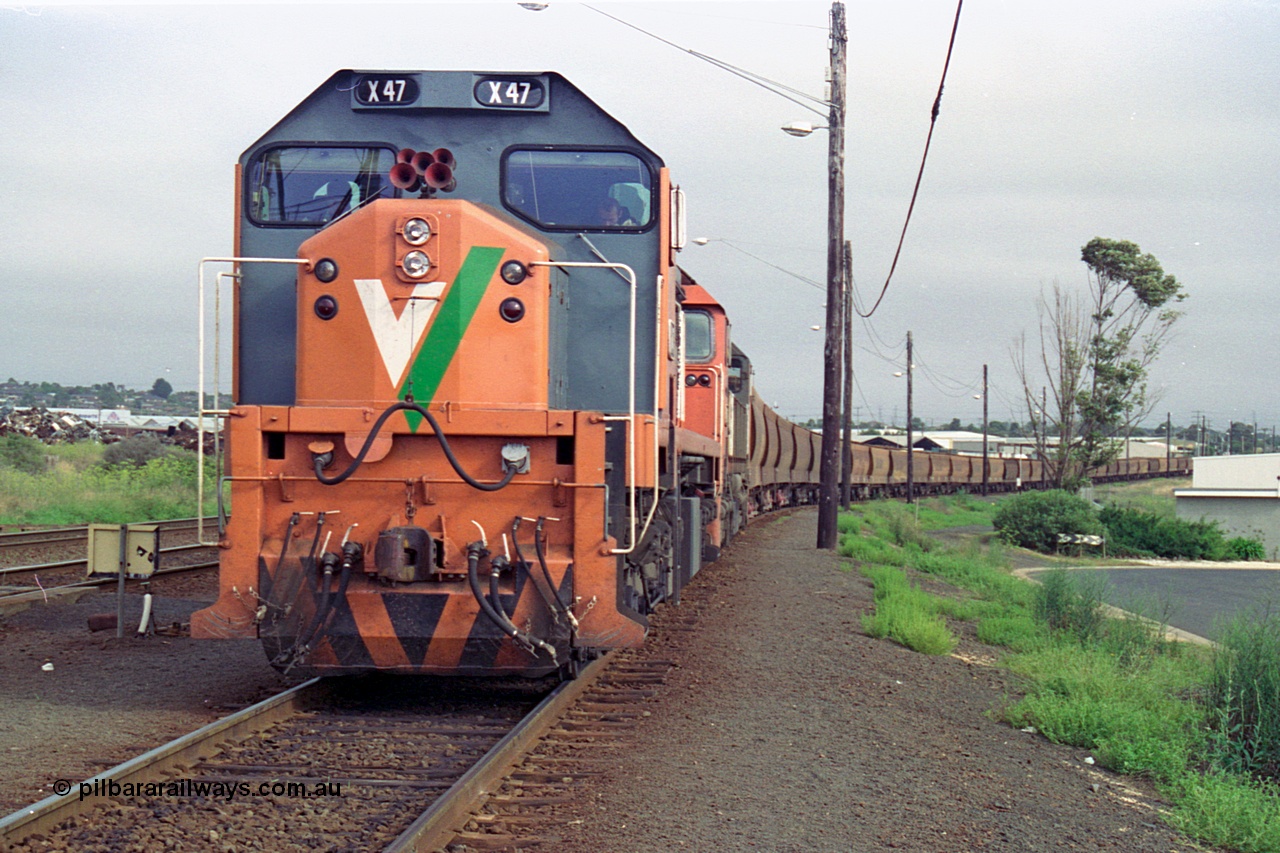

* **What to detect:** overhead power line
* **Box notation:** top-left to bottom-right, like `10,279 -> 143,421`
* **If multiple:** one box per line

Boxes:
855,0 -> 964,319
583,4 -> 829,117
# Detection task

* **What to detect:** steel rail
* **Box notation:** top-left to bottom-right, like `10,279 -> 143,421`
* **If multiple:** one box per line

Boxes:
0,561 -> 219,613
1,655 -> 611,850
0,542 -> 215,578
383,653 -> 612,853
0,678 -> 324,844
0,517 -> 217,549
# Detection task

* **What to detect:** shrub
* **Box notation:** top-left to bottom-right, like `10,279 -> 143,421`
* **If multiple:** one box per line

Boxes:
1035,568 -> 1108,644
1100,504 -> 1228,560
1206,611 -> 1280,779
1226,537 -> 1267,561
102,435 -> 167,468
0,434 -> 48,474
992,489 -> 1103,553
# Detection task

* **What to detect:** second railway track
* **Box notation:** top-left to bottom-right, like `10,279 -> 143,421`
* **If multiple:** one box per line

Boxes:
0,653 -> 674,852
0,517 -> 221,613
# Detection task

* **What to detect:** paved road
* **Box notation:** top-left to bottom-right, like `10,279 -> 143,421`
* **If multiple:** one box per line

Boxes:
1025,566 -> 1280,641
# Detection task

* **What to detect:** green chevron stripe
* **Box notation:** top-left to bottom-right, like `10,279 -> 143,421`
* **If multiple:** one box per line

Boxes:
398,246 -> 504,429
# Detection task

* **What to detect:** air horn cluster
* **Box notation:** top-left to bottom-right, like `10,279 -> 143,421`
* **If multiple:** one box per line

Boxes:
389,147 -> 457,195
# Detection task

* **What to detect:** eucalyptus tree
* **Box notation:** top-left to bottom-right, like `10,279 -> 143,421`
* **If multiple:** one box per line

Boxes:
1014,238 -> 1185,489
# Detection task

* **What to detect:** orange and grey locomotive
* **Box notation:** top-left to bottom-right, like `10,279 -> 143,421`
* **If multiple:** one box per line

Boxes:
192,70 -> 724,677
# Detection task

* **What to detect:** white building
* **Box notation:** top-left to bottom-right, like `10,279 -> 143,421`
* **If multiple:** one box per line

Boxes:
1175,454 -> 1280,558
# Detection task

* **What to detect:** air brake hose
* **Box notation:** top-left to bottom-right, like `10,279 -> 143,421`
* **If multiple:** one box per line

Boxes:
533,517 -> 578,632
488,556 -> 514,630
290,551 -> 339,660
283,541 -> 359,670
512,517 -> 571,626
465,542 -> 557,663
312,400 -> 518,491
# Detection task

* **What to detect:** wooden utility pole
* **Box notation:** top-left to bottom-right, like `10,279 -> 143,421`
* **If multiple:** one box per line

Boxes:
982,364 -> 989,497
816,0 -> 847,549
840,240 -> 853,509
906,331 -> 914,503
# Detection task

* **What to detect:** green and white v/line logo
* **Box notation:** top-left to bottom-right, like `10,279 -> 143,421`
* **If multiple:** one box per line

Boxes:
352,246 -> 504,410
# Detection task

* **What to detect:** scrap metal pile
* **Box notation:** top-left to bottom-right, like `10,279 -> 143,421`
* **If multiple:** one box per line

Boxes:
0,407 -> 116,444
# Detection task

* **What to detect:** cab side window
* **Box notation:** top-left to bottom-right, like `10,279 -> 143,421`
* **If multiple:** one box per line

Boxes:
503,149 -> 653,231
247,146 -> 397,225
684,310 -> 714,364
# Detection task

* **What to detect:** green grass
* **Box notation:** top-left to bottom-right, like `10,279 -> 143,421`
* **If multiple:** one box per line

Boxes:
1168,773 -> 1280,853
840,494 -> 1280,851
859,564 -> 957,655
0,438 -> 215,524
1002,642 -> 1207,781
1088,476 -> 1190,518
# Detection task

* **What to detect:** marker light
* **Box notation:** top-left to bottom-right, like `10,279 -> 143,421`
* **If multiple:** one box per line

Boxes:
685,374 -> 699,387
499,298 -> 526,323
314,295 -> 339,320
403,218 -> 432,245
314,258 -> 339,283
698,375 -> 712,387
402,250 -> 432,278
500,260 -> 528,285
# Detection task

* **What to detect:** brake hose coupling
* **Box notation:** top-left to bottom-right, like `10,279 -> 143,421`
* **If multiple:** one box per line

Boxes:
501,443 -> 531,474
308,440 -> 336,470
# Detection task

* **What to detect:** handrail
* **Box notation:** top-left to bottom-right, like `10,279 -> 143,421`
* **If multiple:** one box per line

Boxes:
196,257 -> 309,546
529,260 -> 652,555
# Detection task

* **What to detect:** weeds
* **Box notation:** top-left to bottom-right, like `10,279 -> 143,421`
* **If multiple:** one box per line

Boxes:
859,564 -> 956,655
0,443 -> 214,523
1206,610 -> 1280,779
841,494 -> 1280,849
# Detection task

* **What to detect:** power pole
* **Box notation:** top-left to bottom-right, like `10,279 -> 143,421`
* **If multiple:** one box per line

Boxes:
982,364 -> 989,497
815,0 -> 847,549
840,240 -> 853,509
906,331 -> 914,503
1166,411 -> 1171,474
1040,387 -> 1047,487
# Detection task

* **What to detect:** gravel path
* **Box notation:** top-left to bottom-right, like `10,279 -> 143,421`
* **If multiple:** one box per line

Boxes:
0,573 -> 291,815
540,508 -> 1211,852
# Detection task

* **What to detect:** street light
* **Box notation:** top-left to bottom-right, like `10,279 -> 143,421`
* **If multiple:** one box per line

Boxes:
780,121 -> 829,137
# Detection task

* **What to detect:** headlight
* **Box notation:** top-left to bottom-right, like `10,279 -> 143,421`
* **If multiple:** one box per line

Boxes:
403,218 -> 432,245
500,260 -> 528,285
401,250 -> 432,278
314,258 -> 339,283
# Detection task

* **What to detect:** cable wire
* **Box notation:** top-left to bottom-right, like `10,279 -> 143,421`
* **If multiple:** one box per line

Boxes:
857,0 -> 964,319
583,4 -> 830,117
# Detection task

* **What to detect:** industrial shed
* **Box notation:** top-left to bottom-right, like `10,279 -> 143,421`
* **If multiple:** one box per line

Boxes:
1175,454 -> 1280,559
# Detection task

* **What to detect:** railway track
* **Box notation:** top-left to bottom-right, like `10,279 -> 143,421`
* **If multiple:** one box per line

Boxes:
0,517 -> 216,555
0,517 -> 221,614
0,653 -> 673,852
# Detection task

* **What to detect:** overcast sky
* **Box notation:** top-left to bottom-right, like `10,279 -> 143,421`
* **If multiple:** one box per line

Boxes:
2,1 -> 1276,433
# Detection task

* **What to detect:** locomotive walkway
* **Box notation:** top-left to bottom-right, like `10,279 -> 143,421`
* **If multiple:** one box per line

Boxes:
543,507 -> 1203,853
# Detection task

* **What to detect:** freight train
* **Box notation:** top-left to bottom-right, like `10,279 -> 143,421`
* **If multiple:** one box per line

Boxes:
190,70 -> 1189,677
